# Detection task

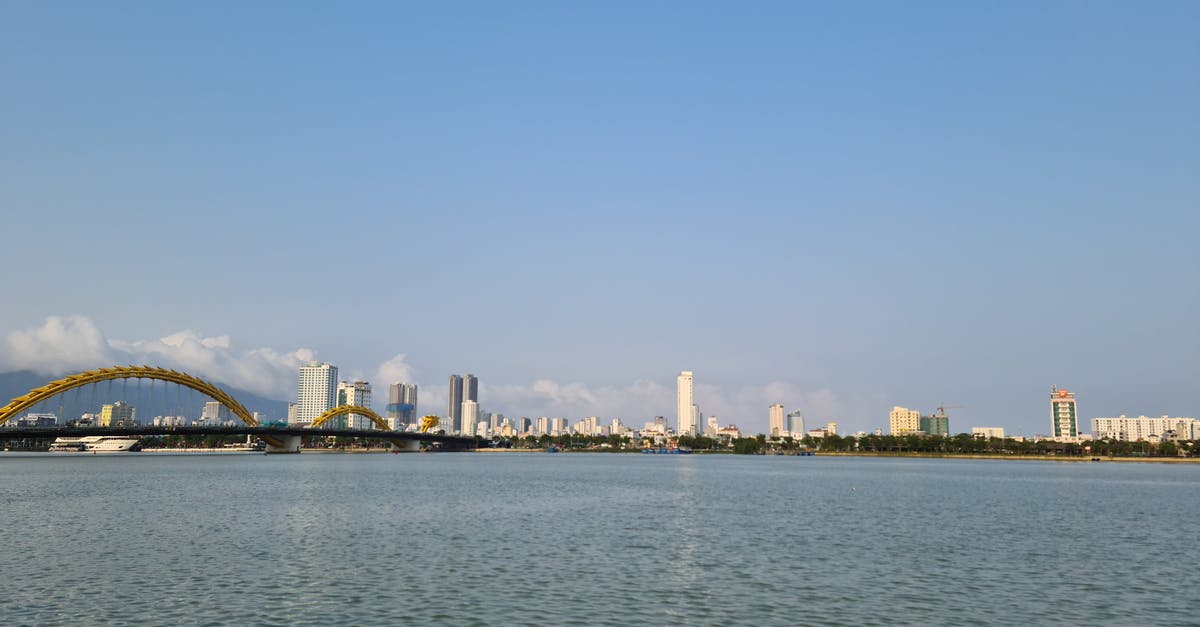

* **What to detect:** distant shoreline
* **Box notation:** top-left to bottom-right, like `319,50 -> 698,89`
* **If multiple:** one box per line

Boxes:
817,451 -> 1200,463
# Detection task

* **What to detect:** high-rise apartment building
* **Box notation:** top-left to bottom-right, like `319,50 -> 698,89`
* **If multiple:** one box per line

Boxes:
337,380 -> 373,429
890,406 -> 921,435
769,404 -> 785,437
447,375 -> 462,434
787,411 -> 805,437
677,371 -> 695,436
445,374 -> 479,435
461,400 -> 479,437
387,382 -> 418,430
295,362 -> 338,426
1050,387 -> 1078,439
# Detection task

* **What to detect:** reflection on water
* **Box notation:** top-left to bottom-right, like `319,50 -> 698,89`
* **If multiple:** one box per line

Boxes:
1,453 -> 1197,625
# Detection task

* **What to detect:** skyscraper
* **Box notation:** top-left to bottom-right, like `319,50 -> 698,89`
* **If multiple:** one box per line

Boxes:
1051,386 -> 1078,440
387,382 -> 418,430
446,374 -> 480,435
336,381 -> 373,429
296,362 -> 338,426
677,371 -> 695,436
769,404 -> 785,437
447,375 -> 463,434
463,374 -> 478,404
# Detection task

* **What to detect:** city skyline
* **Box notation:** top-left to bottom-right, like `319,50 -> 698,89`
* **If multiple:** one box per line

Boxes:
1,3 -> 1196,436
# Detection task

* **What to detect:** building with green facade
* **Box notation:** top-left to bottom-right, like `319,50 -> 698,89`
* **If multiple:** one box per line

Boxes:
920,414 -> 949,436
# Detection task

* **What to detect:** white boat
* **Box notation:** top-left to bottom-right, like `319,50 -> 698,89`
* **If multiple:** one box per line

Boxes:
49,435 -> 142,453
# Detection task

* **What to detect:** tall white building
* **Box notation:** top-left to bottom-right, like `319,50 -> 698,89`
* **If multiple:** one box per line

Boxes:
201,401 -> 227,424
337,380 -> 373,430
769,404 -> 785,437
677,371 -> 696,436
461,400 -> 479,437
295,362 -> 338,426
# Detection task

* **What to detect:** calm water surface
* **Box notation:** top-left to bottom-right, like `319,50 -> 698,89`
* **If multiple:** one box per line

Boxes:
1,453 -> 1197,625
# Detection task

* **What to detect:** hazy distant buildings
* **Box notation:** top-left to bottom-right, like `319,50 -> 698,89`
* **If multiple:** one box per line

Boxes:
1050,387 -> 1079,439
677,371 -> 696,436
200,401 -> 231,425
15,413 -> 57,428
889,406 -> 920,436
387,382 -> 418,430
295,362 -> 338,426
337,380 -> 373,429
769,404 -> 784,437
99,401 -> 136,427
972,427 -> 1005,439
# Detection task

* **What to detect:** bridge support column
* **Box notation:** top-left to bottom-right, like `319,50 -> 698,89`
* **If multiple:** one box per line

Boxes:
264,434 -> 302,454
390,440 -> 420,453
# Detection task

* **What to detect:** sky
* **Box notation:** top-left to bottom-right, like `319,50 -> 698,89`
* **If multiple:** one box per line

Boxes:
1,1 -> 1197,436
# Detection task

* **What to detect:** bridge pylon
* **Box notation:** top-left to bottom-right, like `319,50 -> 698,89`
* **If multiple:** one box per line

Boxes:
264,435 -> 302,454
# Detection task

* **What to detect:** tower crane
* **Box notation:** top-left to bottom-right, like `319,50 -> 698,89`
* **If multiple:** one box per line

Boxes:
936,404 -> 963,418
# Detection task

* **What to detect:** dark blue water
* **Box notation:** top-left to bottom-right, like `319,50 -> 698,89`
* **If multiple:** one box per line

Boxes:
1,453 -> 1196,625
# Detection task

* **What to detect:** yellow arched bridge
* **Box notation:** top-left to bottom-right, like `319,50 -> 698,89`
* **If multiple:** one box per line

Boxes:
0,366 -> 474,453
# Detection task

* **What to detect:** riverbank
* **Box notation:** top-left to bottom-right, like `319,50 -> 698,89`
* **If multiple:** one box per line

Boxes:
818,451 -> 1200,463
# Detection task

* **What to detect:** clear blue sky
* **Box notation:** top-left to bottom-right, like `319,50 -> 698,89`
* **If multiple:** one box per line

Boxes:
1,1 -> 1197,435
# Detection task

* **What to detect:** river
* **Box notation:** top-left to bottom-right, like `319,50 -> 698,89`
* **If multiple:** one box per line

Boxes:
1,452 -> 1196,625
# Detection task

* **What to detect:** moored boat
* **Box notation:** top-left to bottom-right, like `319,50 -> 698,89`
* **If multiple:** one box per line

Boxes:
49,436 -> 141,453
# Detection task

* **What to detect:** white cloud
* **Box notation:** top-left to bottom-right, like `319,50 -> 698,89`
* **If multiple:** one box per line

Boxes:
0,315 -> 114,374
375,353 -> 415,389
2,316 -> 315,399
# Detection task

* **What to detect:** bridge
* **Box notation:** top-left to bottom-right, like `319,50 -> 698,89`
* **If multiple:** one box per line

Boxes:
0,366 -> 476,453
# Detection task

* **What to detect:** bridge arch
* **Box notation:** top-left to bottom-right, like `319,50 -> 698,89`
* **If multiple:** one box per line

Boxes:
0,366 -> 260,428
308,405 -> 391,431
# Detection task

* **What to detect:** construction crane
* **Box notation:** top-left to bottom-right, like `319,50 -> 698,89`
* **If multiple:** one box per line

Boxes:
936,404 -> 963,418
418,415 -> 440,433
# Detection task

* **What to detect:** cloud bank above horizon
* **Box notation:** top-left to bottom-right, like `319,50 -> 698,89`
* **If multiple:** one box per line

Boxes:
0,316 -> 856,431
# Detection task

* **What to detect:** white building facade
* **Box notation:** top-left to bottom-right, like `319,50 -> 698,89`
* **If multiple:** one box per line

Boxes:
1092,416 -> 1198,442
769,404 -> 784,437
295,362 -> 338,426
677,371 -> 696,436
337,380 -> 373,430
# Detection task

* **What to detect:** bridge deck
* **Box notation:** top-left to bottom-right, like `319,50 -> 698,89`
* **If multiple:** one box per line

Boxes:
0,425 -> 477,447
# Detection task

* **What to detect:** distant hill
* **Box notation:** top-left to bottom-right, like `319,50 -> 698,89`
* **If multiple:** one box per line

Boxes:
0,370 -> 290,423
